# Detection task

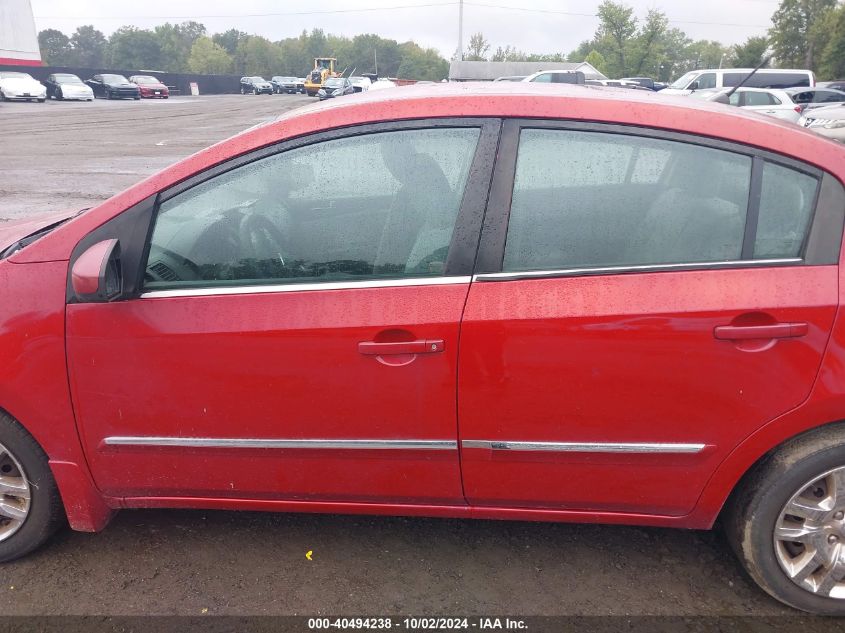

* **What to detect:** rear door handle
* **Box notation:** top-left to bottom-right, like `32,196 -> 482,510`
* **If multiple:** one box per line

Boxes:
714,322 -> 808,340
358,339 -> 445,355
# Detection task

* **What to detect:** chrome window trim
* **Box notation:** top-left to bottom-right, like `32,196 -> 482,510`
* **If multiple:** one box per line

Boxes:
461,440 -> 706,454
103,437 -> 458,450
141,276 -> 473,299
474,258 -> 802,282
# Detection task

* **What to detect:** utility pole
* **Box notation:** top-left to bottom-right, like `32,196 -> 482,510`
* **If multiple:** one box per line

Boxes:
457,0 -> 464,61
374,48 -> 378,75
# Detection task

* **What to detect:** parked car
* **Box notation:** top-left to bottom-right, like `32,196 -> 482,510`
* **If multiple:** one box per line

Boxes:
271,76 -> 299,94
786,87 -> 845,114
44,74 -> 94,101
296,78 -> 307,92
523,70 -> 586,84
128,75 -> 169,99
586,79 -> 651,91
818,81 -> 845,91
349,76 -> 372,92
3,83 -> 845,615
663,68 -> 815,96
799,104 -> 845,142
317,77 -> 354,100
692,87 -> 804,123
620,76 -> 668,91
367,78 -> 396,91
0,72 -> 46,102
85,75 -> 140,100
240,77 -> 274,95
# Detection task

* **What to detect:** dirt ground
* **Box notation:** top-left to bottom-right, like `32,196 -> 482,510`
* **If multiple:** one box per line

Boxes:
0,94 -> 804,622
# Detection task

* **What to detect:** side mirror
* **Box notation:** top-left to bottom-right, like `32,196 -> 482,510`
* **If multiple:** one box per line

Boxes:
689,81 -> 700,91
71,239 -> 122,302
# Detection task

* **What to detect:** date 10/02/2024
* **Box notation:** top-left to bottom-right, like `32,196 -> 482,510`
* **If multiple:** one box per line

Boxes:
307,617 -> 528,630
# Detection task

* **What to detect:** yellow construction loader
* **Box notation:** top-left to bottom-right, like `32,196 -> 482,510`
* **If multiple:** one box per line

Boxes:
304,58 -> 340,96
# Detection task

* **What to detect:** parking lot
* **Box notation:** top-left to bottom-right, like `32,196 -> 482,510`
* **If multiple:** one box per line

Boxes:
0,94 -> 308,220
0,93 -> 816,621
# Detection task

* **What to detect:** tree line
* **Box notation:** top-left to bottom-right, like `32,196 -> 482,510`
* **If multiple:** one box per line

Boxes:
466,0 -> 845,81
37,24 -> 449,81
36,0 -> 845,82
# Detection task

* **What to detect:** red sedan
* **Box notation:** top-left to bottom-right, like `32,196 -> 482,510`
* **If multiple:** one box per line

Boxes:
128,75 -> 170,99
1,83 -> 845,613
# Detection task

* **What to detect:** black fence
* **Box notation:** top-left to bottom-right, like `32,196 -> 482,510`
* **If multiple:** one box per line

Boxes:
0,64 -> 241,95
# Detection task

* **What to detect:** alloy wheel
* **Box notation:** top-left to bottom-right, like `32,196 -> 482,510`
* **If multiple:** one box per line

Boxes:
775,465 -> 845,598
0,441 -> 31,542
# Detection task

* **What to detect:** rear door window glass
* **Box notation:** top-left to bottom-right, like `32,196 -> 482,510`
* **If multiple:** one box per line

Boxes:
502,129 -> 752,271
754,163 -> 818,258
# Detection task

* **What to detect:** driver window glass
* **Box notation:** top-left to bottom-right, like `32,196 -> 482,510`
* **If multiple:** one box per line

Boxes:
143,127 -> 481,290
697,73 -> 717,89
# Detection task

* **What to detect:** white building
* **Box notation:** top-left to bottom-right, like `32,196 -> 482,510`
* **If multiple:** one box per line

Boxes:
0,0 -> 41,66
449,61 -> 607,82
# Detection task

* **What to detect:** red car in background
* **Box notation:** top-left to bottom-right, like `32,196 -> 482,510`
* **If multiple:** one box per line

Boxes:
1,83 -> 845,614
129,75 -> 170,99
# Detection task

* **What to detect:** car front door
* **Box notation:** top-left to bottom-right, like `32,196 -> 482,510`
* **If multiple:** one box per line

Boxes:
66,120 -> 498,504
458,120 -> 843,516
87,76 -> 101,96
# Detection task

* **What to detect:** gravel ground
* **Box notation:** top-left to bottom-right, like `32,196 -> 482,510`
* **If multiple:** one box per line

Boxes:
0,93 -> 810,624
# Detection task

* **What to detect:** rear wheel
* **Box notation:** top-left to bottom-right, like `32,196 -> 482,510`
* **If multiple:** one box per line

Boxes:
0,412 -> 64,563
725,423 -> 845,614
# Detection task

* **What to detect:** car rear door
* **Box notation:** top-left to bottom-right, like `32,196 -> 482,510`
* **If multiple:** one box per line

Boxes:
66,119 -> 499,504
458,120 -> 844,516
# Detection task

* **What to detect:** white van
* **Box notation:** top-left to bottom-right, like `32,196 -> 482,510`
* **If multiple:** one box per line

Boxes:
661,68 -> 815,95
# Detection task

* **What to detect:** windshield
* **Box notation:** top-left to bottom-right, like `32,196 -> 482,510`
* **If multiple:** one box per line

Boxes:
0,72 -> 33,80
325,79 -> 344,88
669,71 -> 698,90
54,74 -> 83,84
102,74 -> 129,83
133,76 -> 159,84
250,77 -> 266,82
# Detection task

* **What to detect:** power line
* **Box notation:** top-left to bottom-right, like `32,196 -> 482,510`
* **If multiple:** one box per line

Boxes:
464,2 -> 771,28
35,0 -> 772,31
34,1 -> 459,20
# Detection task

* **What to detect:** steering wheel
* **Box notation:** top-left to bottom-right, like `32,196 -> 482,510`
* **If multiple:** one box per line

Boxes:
238,212 -> 289,264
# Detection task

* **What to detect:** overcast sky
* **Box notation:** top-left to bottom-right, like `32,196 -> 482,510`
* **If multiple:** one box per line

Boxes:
30,0 -> 777,58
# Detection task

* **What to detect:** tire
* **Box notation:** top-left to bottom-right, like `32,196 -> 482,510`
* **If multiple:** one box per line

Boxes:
37,99 -> 45,103
725,422 -> 845,614
0,412 -> 64,563
134,97 -> 140,100
0,91 -> 6,102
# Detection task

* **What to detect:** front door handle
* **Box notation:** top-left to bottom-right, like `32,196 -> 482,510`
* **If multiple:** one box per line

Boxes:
714,322 -> 808,340
358,339 -> 445,355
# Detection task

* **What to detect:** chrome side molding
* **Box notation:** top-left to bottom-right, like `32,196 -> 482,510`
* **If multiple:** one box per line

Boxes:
474,258 -> 802,282
103,437 -> 705,455
461,440 -> 706,454
141,276 -> 472,299
103,437 -> 458,450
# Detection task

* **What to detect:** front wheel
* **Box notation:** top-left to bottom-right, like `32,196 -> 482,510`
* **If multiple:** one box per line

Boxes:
0,412 -> 64,563
725,423 -> 845,614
